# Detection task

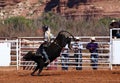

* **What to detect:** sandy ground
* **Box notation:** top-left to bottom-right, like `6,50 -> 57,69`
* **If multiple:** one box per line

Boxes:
0,67 -> 120,83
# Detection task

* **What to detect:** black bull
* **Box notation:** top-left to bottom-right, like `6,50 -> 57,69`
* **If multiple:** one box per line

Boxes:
23,31 -> 75,76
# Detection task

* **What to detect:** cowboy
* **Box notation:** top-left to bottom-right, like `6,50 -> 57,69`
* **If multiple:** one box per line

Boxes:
36,25 -> 54,63
36,39 -> 50,63
43,25 -> 54,42
72,37 -> 83,70
61,44 -> 69,70
86,37 -> 98,70
109,20 -> 120,38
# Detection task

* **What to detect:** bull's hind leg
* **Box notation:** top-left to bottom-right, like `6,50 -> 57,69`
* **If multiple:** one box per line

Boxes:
31,65 -> 39,76
37,66 -> 44,76
37,61 -> 45,76
31,59 -> 45,76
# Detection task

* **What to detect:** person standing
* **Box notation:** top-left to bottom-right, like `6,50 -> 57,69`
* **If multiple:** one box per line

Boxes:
109,20 -> 120,38
72,37 -> 83,70
61,44 -> 69,70
86,37 -> 98,70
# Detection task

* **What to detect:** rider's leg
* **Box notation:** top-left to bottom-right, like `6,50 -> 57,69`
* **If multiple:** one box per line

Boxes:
42,49 -> 50,63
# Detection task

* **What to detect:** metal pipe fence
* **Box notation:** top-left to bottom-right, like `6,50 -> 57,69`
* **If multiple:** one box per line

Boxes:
18,36 -> 111,70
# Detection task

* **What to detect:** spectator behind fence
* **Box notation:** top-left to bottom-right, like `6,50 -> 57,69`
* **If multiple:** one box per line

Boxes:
109,19 -> 120,38
72,37 -> 83,70
61,44 -> 69,70
86,37 -> 98,69
86,37 -> 98,70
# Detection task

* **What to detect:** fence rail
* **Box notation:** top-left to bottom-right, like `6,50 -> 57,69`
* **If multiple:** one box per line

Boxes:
0,36 -> 112,70
17,36 -> 111,70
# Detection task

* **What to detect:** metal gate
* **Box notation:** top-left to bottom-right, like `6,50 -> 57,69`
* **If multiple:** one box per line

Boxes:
0,38 -> 19,69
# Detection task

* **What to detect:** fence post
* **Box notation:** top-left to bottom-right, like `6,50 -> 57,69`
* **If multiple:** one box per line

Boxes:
16,39 -> 19,70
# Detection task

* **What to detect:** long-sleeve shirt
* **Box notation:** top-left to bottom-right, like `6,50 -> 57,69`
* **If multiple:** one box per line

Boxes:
44,28 -> 54,42
86,42 -> 98,53
72,42 -> 83,53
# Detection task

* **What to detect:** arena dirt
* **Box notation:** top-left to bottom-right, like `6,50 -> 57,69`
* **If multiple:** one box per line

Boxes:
0,67 -> 120,83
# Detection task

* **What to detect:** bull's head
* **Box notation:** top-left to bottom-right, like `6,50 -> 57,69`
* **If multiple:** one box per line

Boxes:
55,30 -> 75,49
23,51 -> 35,61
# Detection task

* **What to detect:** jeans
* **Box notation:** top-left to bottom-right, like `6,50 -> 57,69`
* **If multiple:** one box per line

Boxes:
74,53 -> 82,70
36,48 -> 49,62
61,54 -> 69,70
90,53 -> 98,69
42,49 -> 49,61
